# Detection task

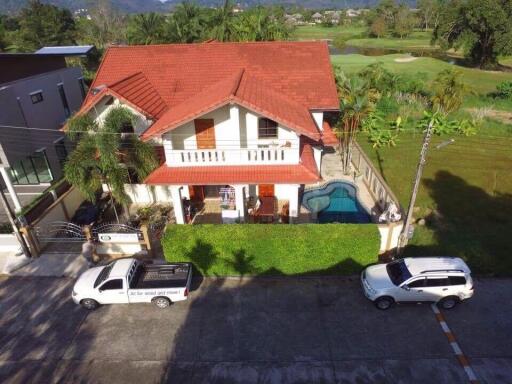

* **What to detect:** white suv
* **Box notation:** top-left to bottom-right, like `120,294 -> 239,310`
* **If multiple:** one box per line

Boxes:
361,257 -> 474,310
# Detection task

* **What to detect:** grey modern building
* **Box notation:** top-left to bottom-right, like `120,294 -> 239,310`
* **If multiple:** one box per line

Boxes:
0,47 -> 92,212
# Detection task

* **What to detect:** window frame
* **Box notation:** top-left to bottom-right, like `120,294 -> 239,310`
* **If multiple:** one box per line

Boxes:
258,118 -> 278,139
30,90 -> 44,104
57,82 -> 71,118
78,77 -> 87,100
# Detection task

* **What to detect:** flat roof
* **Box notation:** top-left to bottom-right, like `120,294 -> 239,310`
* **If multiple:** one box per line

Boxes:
35,45 -> 95,56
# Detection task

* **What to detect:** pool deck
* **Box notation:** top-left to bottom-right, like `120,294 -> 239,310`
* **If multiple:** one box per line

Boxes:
303,150 -> 381,222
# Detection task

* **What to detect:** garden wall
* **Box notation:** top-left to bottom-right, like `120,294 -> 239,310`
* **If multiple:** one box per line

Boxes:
0,233 -> 20,252
162,224 -> 380,276
29,186 -> 85,228
102,184 -> 174,205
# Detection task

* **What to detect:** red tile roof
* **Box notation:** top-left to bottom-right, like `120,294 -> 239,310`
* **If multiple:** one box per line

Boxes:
145,143 -> 321,185
321,121 -> 339,146
141,69 -> 321,141
83,41 -> 339,139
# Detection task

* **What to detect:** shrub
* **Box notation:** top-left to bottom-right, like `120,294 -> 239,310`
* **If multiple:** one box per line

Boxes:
0,223 -> 13,234
494,81 -> 512,99
162,224 -> 380,276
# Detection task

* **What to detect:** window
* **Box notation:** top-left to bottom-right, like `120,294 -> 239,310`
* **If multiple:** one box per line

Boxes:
425,277 -> 449,287
100,279 -> 123,291
258,118 -> 278,138
58,83 -> 71,118
78,77 -> 87,99
449,276 -> 466,286
94,263 -> 114,288
386,260 -> 412,286
8,150 -> 53,185
408,278 -> 425,288
30,91 -> 43,104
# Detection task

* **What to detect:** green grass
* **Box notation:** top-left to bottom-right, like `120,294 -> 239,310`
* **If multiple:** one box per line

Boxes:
359,129 -> 512,275
292,24 -> 366,40
500,56 -> 512,67
162,224 -> 380,277
331,54 -> 512,94
345,31 -> 436,50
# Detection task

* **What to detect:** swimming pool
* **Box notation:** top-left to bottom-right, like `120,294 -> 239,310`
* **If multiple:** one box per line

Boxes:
302,181 -> 371,223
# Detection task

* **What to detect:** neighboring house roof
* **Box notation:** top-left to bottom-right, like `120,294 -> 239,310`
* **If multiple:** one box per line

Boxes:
145,143 -> 320,185
35,45 -> 95,56
82,41 -> 338,140
321,121 -> 339,146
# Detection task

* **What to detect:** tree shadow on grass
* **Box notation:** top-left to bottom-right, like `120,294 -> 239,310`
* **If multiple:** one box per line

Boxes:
223,249 -> 259,279
404,171 -> 512,275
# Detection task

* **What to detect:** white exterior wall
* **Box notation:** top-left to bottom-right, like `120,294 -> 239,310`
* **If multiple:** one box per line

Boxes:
163,104 -> 301,166
90,97 -> 152,136
274,184 -> 300,200
312,111 -> 324,131
102,184 -> 177,204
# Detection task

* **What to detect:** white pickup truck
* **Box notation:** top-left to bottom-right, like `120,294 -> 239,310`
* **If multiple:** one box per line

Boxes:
72,258 -> 192,310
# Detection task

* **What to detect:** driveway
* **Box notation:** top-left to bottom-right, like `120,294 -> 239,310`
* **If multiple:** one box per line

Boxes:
0,275 -> 510,383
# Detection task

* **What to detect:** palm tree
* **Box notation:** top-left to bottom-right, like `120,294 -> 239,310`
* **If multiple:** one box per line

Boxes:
431,69 -> 470,114
209,0 -> 236,42
64,107 -> 158,222
127,13 -> 165,45
334,70 -> 373,173
166,2 -> 206,43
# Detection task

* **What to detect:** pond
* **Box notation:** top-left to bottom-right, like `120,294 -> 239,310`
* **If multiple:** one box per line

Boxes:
328,43 -> 468,66
302,181 -> 371,224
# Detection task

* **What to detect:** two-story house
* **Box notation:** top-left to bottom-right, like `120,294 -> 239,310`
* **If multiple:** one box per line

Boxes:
77,41 -> 339,224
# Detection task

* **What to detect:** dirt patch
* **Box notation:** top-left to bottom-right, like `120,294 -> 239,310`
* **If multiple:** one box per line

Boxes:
466,108 -> 512,124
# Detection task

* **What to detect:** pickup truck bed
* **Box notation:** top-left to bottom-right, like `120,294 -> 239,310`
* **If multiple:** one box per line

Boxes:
130,263 -> 191,289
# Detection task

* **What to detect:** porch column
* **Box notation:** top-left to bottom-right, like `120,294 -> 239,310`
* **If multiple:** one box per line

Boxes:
0,167 -> 22,212
170,186 -> 185,224
288,184 -> 300,224
234,184 -> 246,223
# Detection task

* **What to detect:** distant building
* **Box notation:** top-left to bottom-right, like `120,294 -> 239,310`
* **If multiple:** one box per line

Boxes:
312,12 -> 323,23
0,47 -> 93,211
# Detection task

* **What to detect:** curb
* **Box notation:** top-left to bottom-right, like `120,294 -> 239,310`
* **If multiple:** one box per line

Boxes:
431,304 -> 479,384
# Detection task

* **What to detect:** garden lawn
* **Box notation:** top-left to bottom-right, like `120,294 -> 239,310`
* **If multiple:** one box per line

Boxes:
359,131 -> 512,275
162,224 -> 380,277
344,31 -> 436,50
331,54 -> 512,94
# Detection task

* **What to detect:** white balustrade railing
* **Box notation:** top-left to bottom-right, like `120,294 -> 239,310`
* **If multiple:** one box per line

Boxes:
166,147 -> 299,167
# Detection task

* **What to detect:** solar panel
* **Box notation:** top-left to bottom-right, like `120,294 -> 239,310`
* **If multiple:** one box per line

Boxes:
35,46 -> 95,56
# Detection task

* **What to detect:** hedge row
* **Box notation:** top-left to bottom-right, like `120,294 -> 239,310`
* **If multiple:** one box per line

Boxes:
162,224 -> 380,276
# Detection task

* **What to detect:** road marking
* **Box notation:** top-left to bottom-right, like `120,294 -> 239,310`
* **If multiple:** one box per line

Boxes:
431,304 -> 479,384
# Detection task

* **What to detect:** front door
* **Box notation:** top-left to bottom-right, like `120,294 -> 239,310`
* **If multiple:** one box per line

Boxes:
195,119 -> 216,149
258,184 -> 274,197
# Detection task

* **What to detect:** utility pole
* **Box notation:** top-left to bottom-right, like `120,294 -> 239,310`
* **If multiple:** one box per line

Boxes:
398,120 -> 434,251
0,186 -> 31,258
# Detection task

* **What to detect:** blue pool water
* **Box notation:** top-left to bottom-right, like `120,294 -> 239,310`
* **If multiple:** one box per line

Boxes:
302,181 -> 371,224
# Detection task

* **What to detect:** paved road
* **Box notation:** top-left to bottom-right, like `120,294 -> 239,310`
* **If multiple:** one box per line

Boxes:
0,275 -> 511,384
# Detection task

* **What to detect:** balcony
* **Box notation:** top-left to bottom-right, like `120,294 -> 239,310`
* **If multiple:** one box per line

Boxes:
165,147 -> 299,167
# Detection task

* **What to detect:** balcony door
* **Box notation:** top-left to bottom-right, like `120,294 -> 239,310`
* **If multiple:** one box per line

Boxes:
194,119 -> 216,149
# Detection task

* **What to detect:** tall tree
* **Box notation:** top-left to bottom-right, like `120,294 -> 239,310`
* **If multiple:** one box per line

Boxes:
209,0 -> 236,42
369,16 -> 387,38
165,2 -> 207,43
433,0 -> 512,68
18,0 -> 76,51
76,0 -> 126,49
64,107 -> 158,222
418,0 -> 441,30
127,13 -> 165,45
393,6 -> 416,39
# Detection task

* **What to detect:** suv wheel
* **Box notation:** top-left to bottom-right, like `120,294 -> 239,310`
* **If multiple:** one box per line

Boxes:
374,296 -> 394,310
439,296 -> 459,310
152,296 -> 171,309
80,298 -> 99,310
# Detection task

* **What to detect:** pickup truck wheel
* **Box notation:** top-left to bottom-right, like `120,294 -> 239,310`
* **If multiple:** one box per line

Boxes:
439,296 -> 459,310
374,296 -> 394,310
80,299 -> 99,310
152,297 -> 171,309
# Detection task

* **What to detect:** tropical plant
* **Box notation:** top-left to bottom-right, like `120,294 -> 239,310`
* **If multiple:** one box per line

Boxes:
362,112 -> 402,148
232,6 -> 292,41
165,2 -> 207,43
431,69 -> 471,114
417,110 -> 478,136
127,13 -> 165,45
334,70 -> 374,172
209,0 -> 236,42
64,107 -> 158,222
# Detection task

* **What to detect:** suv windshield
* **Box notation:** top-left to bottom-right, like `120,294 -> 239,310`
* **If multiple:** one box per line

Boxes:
386,260 -> 412,286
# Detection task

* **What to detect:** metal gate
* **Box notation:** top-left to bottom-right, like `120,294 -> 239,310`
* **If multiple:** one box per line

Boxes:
33,221 -> 87,253
91,223 -> 143,241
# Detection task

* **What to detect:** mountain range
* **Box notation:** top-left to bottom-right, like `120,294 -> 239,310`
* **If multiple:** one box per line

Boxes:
0,0 -> 417,15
